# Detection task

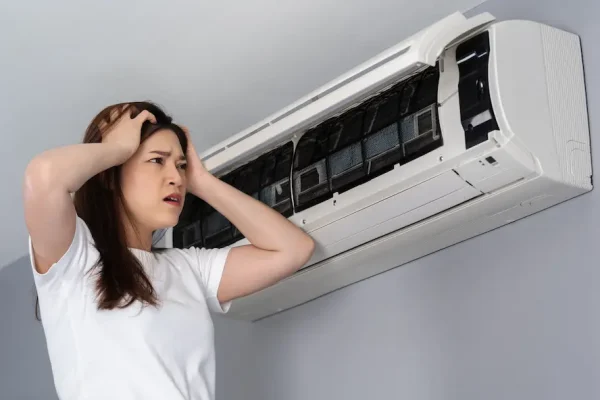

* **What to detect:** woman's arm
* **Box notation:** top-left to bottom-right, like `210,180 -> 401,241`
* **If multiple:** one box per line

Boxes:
183,130 -> 315,303
23,109 -> 155,273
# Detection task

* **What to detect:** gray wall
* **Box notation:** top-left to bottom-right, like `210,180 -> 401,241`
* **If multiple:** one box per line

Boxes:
0,257 -> 58,400
2,0 -> 600,399
212,0 -> 600,399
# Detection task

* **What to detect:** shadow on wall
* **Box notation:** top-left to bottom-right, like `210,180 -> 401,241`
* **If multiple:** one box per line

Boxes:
0,256 -> 58,400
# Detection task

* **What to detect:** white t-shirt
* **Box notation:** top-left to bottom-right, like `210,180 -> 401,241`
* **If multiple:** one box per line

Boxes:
29,216 -> 231,400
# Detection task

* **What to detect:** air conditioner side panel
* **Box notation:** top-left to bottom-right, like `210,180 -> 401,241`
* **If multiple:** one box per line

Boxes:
539,24 -> 592,188
489,21 -> 591,190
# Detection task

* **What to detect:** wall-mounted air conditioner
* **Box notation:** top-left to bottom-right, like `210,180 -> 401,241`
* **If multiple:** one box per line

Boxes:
160,12 -> 592,321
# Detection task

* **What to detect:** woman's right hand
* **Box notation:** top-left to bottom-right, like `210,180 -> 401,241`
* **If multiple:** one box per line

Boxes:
102,106 -> 157,162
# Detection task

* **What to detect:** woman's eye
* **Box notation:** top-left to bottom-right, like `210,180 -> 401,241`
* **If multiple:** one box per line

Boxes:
178,163 -> 188,170
150,157 -> 164,165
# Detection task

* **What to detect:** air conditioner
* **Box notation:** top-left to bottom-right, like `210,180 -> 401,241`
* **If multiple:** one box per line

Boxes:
160,12 -> 592,321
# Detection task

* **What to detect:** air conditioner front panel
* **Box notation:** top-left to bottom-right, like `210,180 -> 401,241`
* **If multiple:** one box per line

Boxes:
318,183 -> 480,261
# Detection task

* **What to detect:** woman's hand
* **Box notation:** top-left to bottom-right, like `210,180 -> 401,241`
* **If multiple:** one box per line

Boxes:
102,106 -> 157,163
181,126 -> 211,197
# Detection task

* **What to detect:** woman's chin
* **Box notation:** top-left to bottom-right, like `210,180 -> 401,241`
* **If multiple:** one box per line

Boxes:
151,216 -> 179,231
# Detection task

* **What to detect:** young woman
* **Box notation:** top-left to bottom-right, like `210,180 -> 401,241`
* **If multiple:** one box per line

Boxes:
23,102 -> 315,400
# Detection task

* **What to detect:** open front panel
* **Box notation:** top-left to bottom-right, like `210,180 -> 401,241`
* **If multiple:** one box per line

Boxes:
199,12 -> 495,175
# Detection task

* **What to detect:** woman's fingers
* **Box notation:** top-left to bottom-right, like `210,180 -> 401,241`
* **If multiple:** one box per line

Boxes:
134,110 -> 157,125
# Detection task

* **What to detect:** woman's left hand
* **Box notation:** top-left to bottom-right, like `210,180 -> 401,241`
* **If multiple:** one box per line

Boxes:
180,126 -> 210,197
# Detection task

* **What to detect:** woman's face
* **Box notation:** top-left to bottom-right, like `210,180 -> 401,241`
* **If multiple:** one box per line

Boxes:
120,129 -> 187,232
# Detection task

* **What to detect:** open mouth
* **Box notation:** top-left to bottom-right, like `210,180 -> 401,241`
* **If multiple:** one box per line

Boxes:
163,195 -> 182,206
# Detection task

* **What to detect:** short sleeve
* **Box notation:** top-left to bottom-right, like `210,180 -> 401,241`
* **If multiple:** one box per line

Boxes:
186,247 -> 232,314
29,216 -> 93,292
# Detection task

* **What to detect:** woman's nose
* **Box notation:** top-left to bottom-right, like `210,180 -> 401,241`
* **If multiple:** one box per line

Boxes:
166,164 -> 183,186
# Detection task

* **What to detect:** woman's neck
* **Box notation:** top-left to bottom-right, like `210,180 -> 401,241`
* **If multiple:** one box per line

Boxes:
123,220 -> 153,251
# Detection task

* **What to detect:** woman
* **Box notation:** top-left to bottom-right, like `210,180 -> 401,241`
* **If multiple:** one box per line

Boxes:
23,102 -> 315,400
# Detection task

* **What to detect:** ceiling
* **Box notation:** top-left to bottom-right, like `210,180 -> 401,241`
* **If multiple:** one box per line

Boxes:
0,0 -> 484,268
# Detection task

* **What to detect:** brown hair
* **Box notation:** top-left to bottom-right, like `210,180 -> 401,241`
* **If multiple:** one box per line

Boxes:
35,102 -> 187,319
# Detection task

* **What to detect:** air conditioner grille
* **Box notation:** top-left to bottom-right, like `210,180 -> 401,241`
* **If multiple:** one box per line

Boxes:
292,66 -> 443,212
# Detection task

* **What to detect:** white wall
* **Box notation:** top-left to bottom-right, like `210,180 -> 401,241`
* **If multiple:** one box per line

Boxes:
0,257 -> 58,400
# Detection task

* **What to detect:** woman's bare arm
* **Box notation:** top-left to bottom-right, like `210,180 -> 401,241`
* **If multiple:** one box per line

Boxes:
23,110 -> 155,273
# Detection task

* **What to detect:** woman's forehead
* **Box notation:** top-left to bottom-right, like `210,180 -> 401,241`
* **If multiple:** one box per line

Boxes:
140,129 -> 184,154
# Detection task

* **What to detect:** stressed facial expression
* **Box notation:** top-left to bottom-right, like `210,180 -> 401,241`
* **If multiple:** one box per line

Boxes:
120,129 -> 187,231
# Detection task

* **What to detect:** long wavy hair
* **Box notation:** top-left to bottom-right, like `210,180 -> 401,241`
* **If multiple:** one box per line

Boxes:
35,102 -> 187,319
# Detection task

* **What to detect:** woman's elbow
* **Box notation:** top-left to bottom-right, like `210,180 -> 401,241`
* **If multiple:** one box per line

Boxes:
291,235 -> 315,270
304,235 -> 316,259
23,156 -> 58,200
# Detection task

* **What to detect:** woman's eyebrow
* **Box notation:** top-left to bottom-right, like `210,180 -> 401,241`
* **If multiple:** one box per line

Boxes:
149,150 -> 186,160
